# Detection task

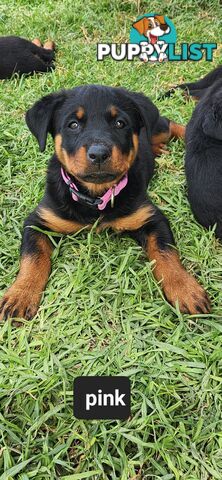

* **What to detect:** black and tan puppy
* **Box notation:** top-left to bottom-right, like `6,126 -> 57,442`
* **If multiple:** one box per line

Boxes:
162,65 -> 222,101
0,36 -> 55,79
0,85 -> 210,320
185,78 -> 222,240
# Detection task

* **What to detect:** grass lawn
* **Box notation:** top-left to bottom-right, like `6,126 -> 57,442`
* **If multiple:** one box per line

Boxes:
0,0 -> 222,478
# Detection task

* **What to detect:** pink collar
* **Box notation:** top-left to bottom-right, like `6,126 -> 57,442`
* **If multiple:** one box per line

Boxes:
61,167 -> 128,210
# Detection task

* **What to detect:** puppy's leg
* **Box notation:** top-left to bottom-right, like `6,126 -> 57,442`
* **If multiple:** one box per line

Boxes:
0,207 -> 85,321
128,205 -> 211,314
0,238 -> 52,321
151,116 -> 185,157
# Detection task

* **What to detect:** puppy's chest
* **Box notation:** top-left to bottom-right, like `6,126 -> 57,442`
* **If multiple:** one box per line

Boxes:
65,197 -> 152,234
48,199 -> 147,235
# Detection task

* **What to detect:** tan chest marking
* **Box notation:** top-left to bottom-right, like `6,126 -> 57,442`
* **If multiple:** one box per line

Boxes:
99,205 -> 154,232
38,207 -> 90,234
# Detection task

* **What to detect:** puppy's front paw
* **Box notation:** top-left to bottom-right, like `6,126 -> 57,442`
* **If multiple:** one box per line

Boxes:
43,40 -> 56,51
163,272 -> 211,315
32,38 -> 42,47
0,284 -> 41,322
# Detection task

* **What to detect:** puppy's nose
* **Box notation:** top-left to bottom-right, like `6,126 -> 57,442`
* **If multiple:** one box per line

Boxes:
87,144 -> 110,164
161,23 -> 168,31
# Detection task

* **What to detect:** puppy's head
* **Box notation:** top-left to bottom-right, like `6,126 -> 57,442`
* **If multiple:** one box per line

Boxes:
26,85 -> 158,193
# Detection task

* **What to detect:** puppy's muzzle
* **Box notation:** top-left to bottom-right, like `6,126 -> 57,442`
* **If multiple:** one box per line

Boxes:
87,144 -> 111,165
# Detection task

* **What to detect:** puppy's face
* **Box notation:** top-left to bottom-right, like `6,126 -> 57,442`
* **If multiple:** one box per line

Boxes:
26,85 -> 159,192
53,87 -> 140,186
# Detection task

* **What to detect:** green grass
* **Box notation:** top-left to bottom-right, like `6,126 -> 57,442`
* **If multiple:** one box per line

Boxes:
0,0 -> 222,478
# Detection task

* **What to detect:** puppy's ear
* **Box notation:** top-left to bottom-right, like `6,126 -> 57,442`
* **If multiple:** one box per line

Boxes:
202,108 -> 222,141
155,15 -> 165,26
132,17 -> 149,36
117,88 -> 160,138
26,92 -> 65,152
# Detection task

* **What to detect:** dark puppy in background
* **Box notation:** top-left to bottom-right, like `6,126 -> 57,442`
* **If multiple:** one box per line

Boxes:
162,65 -> 222,101
185,78 -> 222,240
0,85 -> 210,321
0,36 -> 55,79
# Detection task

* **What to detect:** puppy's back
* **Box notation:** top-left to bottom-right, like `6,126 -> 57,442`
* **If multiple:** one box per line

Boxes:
185,79 -> 222,238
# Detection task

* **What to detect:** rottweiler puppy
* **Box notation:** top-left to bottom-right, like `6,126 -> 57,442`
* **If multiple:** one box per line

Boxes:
185,78 -> 222,240
0,85 -> 210,321
162,65 -> 222,101
0,36 -> 55,79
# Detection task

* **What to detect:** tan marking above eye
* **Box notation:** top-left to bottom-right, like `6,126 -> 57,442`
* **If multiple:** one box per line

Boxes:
110,106 -> 118,118
75,107 -> 85,120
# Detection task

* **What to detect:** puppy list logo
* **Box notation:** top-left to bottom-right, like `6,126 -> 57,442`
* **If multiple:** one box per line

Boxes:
130,14 -> 176,62
97,13 -> 217,62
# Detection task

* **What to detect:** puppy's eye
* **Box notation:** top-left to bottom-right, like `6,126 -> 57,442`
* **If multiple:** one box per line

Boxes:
68,121 -> 79,129
115,119 -> 126,129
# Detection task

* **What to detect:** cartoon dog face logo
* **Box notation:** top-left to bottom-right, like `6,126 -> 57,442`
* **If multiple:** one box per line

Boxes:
132,14 -> 172,62
133,15 -> 170,43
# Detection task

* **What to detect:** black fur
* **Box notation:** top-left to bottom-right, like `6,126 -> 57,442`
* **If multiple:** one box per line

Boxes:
185,78 -> 222,239
161,65 -> 222,100
0,36 -> 55,79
